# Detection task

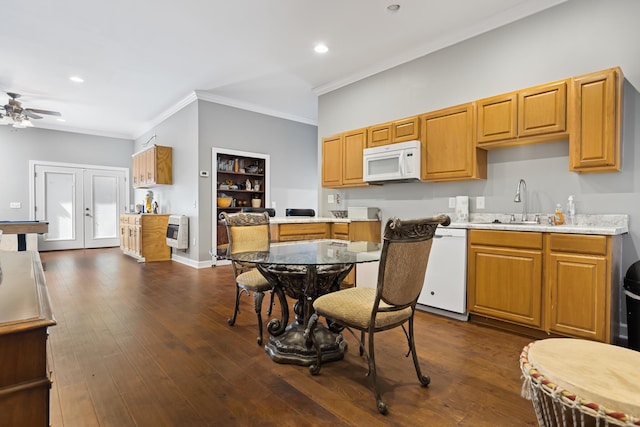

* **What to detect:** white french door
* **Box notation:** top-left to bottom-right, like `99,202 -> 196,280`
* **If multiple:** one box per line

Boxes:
32,162 -> 128,251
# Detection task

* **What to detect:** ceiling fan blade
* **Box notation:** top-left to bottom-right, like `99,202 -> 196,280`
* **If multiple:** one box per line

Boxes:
25,110 -> 43,119
25,108 -> 61,117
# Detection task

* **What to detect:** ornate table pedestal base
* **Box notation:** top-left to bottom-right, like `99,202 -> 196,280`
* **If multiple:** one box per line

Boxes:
258,262 -> 353,365
265,322 -> 347,366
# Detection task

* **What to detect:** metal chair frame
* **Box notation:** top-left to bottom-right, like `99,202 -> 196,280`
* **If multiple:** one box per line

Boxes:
304,214 -> 451,414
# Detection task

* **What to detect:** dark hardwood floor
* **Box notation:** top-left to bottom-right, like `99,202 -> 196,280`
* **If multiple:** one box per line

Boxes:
42,248 -> 538,426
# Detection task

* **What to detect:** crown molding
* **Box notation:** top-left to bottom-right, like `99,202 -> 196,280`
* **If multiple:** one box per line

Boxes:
133,92 -> 198,140
26,122 -> 133,140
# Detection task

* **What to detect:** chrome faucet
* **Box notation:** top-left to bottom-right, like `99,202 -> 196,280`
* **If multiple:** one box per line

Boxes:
513,178 -> 527,222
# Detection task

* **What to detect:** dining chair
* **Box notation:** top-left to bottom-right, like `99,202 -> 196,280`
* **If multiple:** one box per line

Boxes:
220,211 -> 274,345
304,214 -> 451,414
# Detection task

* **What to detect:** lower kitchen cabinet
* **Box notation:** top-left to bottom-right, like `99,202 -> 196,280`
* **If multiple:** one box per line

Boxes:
468,229 -> 619,343
272,222 -> 330,241
467,230 -> 543,328
546,233 -> 611,342
119,214 -> 171,262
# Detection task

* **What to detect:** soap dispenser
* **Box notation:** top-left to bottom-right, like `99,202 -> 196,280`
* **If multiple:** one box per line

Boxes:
566,195 -> 576,225
553,204 -> 565,225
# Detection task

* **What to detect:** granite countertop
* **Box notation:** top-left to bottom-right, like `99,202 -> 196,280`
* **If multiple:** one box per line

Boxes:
445,213 -> 628,236
270,216 -> 379,224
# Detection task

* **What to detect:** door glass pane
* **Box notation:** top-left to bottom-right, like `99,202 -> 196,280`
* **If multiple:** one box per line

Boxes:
45,172 -> 75,241
91,175 -> 118,239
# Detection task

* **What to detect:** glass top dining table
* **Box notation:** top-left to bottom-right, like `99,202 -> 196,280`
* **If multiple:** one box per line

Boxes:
230,239 -> 381,266
228,239 -> 382,366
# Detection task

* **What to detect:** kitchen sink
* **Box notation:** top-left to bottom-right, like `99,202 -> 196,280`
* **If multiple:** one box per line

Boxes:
474,220 -> 545,226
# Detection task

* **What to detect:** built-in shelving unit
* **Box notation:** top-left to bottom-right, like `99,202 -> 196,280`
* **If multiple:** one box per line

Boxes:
212,148 -> 270,262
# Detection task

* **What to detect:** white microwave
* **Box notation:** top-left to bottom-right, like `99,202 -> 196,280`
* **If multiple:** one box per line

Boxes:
363,140 -> 421,183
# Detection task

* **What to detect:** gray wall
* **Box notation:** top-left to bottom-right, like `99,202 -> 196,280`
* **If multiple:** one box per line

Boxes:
133,101 -> 200,259
318,0 -> 640,274
0,126 -> 133,220
135,99 -> 318,263
198,100 -> 318,260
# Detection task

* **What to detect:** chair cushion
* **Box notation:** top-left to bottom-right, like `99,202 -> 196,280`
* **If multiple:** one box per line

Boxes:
313,287 -> 412,330
236,268 -> 271,292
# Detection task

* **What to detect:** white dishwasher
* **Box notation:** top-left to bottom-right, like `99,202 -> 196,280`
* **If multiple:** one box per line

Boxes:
355,226 -> 468,320
417,227 -> 468,320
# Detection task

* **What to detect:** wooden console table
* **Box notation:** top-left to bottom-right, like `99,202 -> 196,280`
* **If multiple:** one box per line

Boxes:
0,251 -> 56,426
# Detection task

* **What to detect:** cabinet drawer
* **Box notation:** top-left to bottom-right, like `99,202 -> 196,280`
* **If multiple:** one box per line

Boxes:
332,223 -> 349,236
548,234 -> 607,255
278,223 -> 329,241
469,230 -> 542,249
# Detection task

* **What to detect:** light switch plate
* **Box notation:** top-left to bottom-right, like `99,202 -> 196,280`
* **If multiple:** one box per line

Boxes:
448,197 -> 456,208
199,170 -> 209,177
476,196 -> 485,209
328,194 -> 335,204
9,202 -> 21,209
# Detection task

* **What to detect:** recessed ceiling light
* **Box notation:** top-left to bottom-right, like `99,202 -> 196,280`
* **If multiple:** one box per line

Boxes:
314,43 -> 329,54
69,76 -> 84,83
387,4 -> 401,12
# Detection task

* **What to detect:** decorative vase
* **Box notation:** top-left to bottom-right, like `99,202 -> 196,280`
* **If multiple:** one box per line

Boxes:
251,198 -> 261,208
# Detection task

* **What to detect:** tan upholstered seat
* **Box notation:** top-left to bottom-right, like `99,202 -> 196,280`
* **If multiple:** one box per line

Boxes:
221,212 -> 274,345
305,214 -> 451,415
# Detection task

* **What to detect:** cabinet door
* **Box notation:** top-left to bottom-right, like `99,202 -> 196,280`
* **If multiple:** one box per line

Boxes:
421,103 -> 487,181
119,216 -> 127,250
518,80 -> 567,137
367,123 -> 392,148
322,135 -> 342,187
132,154 -> 143,187
476,93 -> 517,144
569,67 -> 622,172
367,116 -> 419,147
342,128 -> 366,186
144,147 -> 156,184
132,224 -> 141,256
154,146 -> 173,185
546,252 -> 607,341
392,116 -> 420,142
468,243 -> 543,328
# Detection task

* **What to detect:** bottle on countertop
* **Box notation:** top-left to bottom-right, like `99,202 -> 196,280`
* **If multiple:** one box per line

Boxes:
566,195 -> 576,225
553,204 -> 565,225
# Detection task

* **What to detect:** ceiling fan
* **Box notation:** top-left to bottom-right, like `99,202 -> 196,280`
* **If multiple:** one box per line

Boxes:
0,92 -> 61,128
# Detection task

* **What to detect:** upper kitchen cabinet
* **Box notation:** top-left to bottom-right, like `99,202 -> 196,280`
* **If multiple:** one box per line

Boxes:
322,128 -> 368,188
367,116 -> 420,148
420,103 -> 487,182
132,145 -> 172,188
569,67 -> 623,173
476,80 -> 568,148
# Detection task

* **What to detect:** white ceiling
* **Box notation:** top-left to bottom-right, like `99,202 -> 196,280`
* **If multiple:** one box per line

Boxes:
1,0 -> 566,139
